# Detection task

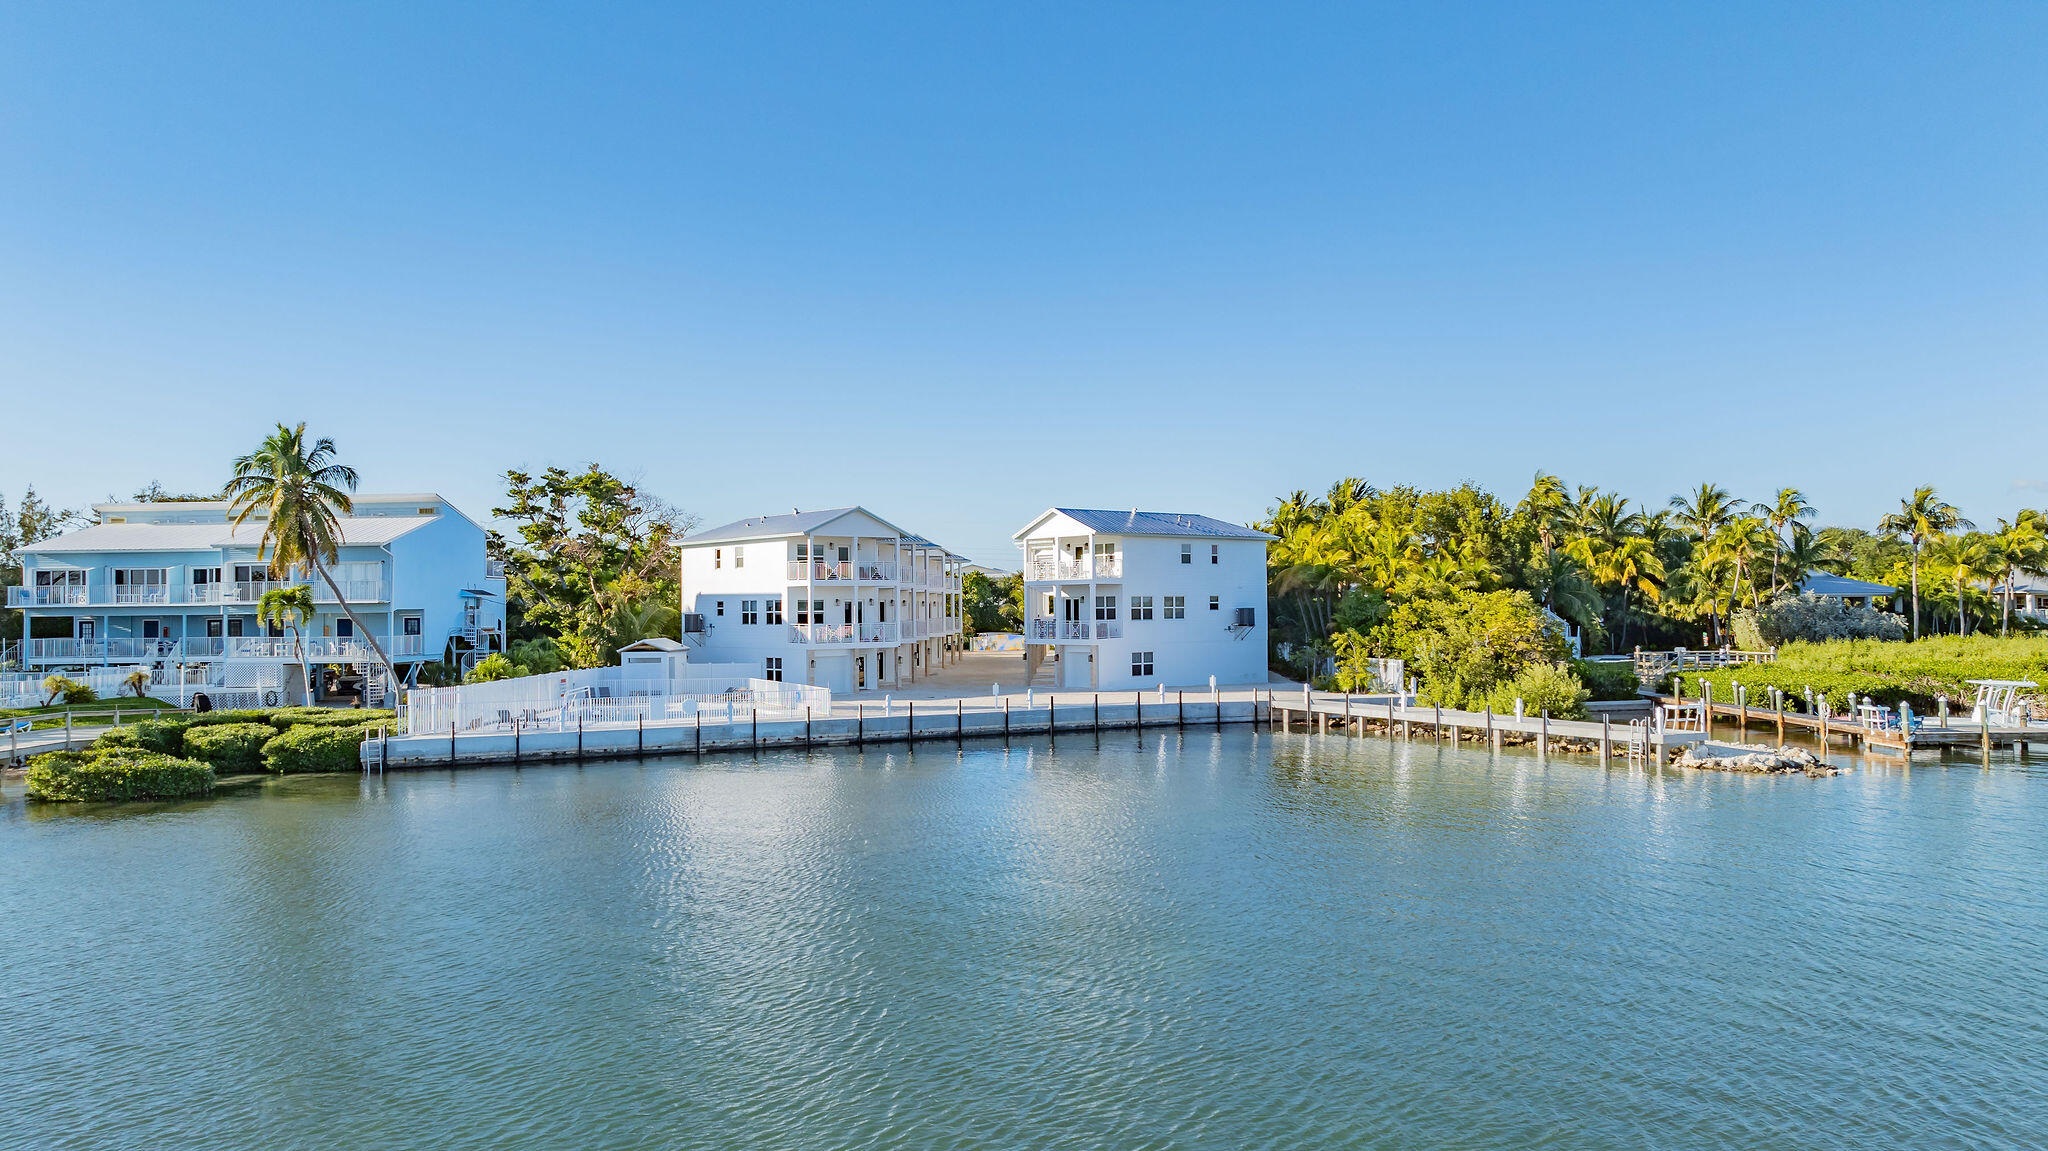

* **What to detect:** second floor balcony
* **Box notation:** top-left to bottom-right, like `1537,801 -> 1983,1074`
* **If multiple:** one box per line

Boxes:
1024,555 -> 1120,582
1025,618 -> 1119,642
10,578 -> 391,609
22,634 -> 429,663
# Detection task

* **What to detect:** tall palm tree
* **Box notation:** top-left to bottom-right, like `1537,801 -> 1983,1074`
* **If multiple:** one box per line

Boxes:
224,423 -> 398,695
1669,483 -> 1737,543
1877,486 -> 1972,640
1991,511 -> 2048,636
257,584 -> 318,704
1519,472 -> 1571,557
1926,535 -> 1998,636
1778,524 -> 1831,593
1753,487 -> 1815,594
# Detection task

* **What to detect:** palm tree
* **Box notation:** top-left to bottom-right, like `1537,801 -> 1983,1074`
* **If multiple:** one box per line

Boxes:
1877,486 -> 1972,640
122,668 -> 151,698
1669,483 -> 1737,543
1519,472 -> 1571,556
1927,535 -> 1999,636
257,584 -> 318,704
1753,487 -> 1815,594
1777,524 -> 1831,593
224,423 -> 398,695
1991,511 -> 2048,636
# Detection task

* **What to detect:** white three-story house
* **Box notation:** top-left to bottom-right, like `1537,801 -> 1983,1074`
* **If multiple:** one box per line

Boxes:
8,493 -> 505,698
677,507 -> 964,692
1014,508 -> 1273,690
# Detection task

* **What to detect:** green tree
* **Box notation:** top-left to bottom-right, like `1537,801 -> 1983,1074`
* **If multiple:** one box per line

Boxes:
961,570 -> 1023,634
1753,487 -> 1815,594
223,423 -> 397,692
491,465 -> 694,667
1992,512 -> 2048,637
1877,486 -> 1971,640
257,584 -> 318,704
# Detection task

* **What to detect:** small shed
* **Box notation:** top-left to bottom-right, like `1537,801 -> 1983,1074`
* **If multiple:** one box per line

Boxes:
618,637 -> 689,683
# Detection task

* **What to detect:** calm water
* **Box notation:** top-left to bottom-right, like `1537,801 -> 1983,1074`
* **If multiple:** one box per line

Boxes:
6,732 -> 2048,1150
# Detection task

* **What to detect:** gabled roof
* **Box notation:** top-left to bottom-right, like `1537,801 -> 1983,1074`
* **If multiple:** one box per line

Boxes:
14,515 -> 437,556
619,637 -> 687,652
1013,508 -> 1276,542
684,506 -> 911,546
1798,569 -> 1897,598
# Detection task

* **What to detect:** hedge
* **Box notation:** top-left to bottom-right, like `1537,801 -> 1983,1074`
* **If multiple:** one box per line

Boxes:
1668,636 -> 2048,715
96,718 -> 193,756
180,722 -> 276,775
261,723 -> 379,774
1571,659 -> 1641,701
25,749 -> 215,802
265,707 -> 395,732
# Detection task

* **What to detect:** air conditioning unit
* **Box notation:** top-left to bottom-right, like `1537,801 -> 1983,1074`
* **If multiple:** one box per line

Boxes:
683,613 -> 706,634
1232,607 -> 1256,628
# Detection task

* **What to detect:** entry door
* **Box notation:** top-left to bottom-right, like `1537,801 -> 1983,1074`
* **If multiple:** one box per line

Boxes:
206,619 -> 224,638
77,619 -> 95,639
141,619 -> 161,639
1064,597 -> 1082,621
856,656 -> 866,689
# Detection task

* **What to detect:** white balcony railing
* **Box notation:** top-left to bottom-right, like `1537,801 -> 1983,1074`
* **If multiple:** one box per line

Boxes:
9,585 -> 91,607
24,632 -> 430,663
787,561 -> 854,582
1095,621 -> 1123,639
1028,618 -> 1058,641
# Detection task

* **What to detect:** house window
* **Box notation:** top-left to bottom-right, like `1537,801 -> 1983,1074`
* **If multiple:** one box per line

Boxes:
735,546 -> 745,569
191,567 -> 219,585
1209,595 -> 1220,611
765,597 -> 784,625
1131,651 -> 1154,677
741,600 -> 759,625
714,549 -> 722,569
1164,595 -> 1185,619
336,618 -> 354,638
796,599 -> 820,624
227,618 -> 245,638
403,617 -> 423,636
1181,544 -> 1192,564
1131,595 -> 1154,621
1095,595 -> 1117,621
1094,542 -> 1116,564
715,600 -> 725,617
764,657 -> 783,683
1211,544 -> 1219,564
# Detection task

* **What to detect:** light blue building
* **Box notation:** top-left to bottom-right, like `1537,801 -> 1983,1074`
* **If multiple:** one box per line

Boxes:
7,493 -> 504,700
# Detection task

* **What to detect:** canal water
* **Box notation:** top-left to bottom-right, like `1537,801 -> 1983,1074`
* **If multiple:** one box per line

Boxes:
5,732 -> 2047,1149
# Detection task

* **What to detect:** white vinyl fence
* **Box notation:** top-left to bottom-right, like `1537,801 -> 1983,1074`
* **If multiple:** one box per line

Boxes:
2,666 -> 159,708
402,662 -> 831,735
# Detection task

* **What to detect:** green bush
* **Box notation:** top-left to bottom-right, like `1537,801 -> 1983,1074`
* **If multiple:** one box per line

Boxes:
1481,662 -> 1591,720
25,748 -> 215,802
180,722 -> 275,775
185,708 -> 281,729
1671,635 -> 2048,715
62,682 -> 99,705
261,723 -> 375,774
1732,592 -> 1906,648
1571,659 -> 1641,701
465,653 -> 525,684
96,717 -> 193,755
265,707 -> 395,731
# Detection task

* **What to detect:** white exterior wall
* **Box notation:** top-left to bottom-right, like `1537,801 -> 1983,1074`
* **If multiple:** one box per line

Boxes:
1018,512 -> 1269,690
676,509 -> 964,691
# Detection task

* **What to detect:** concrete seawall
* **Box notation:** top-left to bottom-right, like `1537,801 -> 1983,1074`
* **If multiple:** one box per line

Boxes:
363,698 -> 1268,770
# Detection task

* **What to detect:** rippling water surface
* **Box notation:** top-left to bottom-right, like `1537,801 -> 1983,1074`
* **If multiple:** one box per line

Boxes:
6,732 -> 2048,1149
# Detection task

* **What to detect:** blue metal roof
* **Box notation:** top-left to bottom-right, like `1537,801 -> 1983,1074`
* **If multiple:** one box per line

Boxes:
1038,508 -> 1276,541
1798,569 -> 1897,598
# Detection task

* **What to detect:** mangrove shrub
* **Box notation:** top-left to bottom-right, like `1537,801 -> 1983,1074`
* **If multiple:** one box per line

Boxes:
26,749 -> 215,802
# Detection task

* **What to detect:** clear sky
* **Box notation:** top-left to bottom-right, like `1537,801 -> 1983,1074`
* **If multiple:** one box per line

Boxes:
4,2 -> 2045,566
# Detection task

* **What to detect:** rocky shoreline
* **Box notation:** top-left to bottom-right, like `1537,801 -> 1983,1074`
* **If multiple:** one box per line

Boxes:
1677,741 -> 1840,777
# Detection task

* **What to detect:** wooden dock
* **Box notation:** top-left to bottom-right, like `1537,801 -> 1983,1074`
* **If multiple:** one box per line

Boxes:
1652,694 -> 2043,758
1268,692 -> 1709,761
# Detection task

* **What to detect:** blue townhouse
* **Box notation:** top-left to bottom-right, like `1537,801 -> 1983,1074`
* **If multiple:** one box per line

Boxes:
8,493 -> 504,701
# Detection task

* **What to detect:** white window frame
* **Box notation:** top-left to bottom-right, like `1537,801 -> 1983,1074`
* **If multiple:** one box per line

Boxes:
764,656 -> 783,682
1164,595 -> 1185,619
1209,595 -> 1220,611
1131,651 -> 1154,677
1131,595 -> 1153,621
765,597 -> 784,625
1095,595 -> 1117,621
1210,544 -> 1219,564
735,546 -> 745,569
1180,544 -> 1192,564
741,599 -> 759,625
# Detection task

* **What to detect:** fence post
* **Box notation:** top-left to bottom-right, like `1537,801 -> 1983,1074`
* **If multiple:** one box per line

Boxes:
957,698 -> 963,743
638,714 -> 644,756
806,706 -> 812,743
1094,693 -> 1100,732
450,722 -> 457,766
1003,697 -> 1009,739
578,714 -> 584,762
752,706 -> 758,752
1540,710 -> 1550,758
857,702 -> 863,747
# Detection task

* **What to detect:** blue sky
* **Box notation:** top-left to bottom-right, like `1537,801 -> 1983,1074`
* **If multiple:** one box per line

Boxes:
3,2 -> 2045,566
